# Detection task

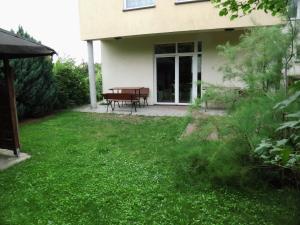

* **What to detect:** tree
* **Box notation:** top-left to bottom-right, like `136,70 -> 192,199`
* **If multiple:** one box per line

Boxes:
11,26 -> 57,119
218,26 -> 290,91
212,0 -> 292,20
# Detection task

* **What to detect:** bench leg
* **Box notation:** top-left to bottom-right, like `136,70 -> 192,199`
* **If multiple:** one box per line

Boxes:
130,101 -> 133,114
111,101 -> 115,111
144,97 -> 148,106
106,101 -> 113,112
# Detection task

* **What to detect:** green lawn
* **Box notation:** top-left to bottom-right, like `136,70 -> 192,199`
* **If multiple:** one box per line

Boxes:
0,112 -> 299,225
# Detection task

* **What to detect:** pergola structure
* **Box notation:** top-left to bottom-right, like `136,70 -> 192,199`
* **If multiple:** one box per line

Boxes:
0,28 -> 55,157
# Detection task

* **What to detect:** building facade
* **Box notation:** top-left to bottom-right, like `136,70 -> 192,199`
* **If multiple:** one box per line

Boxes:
79,0 -> 282,107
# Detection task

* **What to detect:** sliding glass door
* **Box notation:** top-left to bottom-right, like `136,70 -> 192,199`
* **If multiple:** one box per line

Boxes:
155,42 -> 202,104
179,56 -> 193,103
156,57 -> 175,103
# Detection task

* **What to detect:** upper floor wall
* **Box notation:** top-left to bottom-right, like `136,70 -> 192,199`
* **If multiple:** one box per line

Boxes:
79,0 -> 281,40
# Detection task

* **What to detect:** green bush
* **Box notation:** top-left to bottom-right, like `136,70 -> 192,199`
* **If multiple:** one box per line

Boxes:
53,59 -> 103,108
181,26 -> 300,189
53,58 -> 89,108
176,93 -> 288,189
8,27 -> 58,119
201,83 -> 241,110
95,63 -> 103,101
255,91 -> 300,180
173,141 -> 255,189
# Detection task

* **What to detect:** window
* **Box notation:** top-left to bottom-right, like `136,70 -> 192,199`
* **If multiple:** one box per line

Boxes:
155,44 -> 176,54
155,42 -> 202,54
175,0 -> 208,4
178,42 -> 194,53
198,41 -> 202,52
290,0 -> 300,18
124,0 -> 155,10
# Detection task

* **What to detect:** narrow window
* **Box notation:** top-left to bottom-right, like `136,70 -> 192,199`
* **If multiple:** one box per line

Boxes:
198,41 -> 202,52
124,0 -> 155,10
178,42 -> 194,53
155,44 -> 176,54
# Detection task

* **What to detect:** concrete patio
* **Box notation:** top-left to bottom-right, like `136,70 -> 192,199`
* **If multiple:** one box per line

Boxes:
75,104 -> 226,117
0,149 -> 31,171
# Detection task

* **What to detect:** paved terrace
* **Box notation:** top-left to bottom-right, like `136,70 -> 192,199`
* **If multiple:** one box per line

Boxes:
75,104 -> 226,117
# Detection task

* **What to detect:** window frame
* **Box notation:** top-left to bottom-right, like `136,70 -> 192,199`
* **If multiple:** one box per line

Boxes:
290,0 -> 300,19
175,0 -> 209,5
296,44 -> 300,62
123,0 -> 156,11
154,41 -> 203,104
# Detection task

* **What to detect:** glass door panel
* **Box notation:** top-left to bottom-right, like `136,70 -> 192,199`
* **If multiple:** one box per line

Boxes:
156,57 -> 175,103
197,54 -> 202,98
179,56 -> 193,103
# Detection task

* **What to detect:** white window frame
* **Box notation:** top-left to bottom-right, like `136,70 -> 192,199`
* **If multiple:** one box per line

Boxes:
175,0 -> 208,4
154,41 -> 202,105
123,0 -> 155,11
297,0 -> 300,19
291,0 -> 300,19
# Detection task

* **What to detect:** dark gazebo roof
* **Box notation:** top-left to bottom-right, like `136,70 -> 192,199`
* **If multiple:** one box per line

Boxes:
0,28 -> 56,59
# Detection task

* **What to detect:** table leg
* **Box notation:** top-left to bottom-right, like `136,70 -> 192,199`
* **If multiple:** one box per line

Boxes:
138,89 -> 141,108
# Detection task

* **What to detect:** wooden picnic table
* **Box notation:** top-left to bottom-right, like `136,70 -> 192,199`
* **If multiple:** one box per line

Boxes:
109,87 -> 144,94
109,87 -> 144,107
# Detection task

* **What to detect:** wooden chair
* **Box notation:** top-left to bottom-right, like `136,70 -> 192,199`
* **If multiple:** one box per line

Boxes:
140,88 -> 149,106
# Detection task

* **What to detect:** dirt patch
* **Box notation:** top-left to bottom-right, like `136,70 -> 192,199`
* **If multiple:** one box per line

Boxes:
180,123 -> 198,139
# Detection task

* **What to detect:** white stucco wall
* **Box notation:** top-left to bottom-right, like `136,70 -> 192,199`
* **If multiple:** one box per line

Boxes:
101,30 -> 244,105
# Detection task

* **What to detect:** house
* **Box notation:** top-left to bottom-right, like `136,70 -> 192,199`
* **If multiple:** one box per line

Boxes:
79,0 -> 283,108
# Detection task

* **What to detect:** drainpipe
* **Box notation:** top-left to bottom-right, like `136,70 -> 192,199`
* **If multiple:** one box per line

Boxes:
87,40 -> 97,109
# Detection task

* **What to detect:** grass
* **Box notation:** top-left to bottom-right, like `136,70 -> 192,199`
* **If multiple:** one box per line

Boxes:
0,112 -> 299,225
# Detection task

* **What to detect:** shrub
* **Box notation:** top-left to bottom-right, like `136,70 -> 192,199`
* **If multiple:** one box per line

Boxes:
53,58 -> 89,108
180,26 -> 300,189
255,91 -> 300,184
95,63 -> 103,101
177,92 -> 290,189
9,26 -> 57,119
201,83 -> 241,110
176,141 -> 256,189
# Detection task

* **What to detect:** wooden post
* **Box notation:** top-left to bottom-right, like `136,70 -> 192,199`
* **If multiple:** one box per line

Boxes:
3,58 -> 20,157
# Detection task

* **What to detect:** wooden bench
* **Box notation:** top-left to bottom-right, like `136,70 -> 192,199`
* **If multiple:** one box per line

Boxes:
121,88 -> 150,106
103,93 -> 139,114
